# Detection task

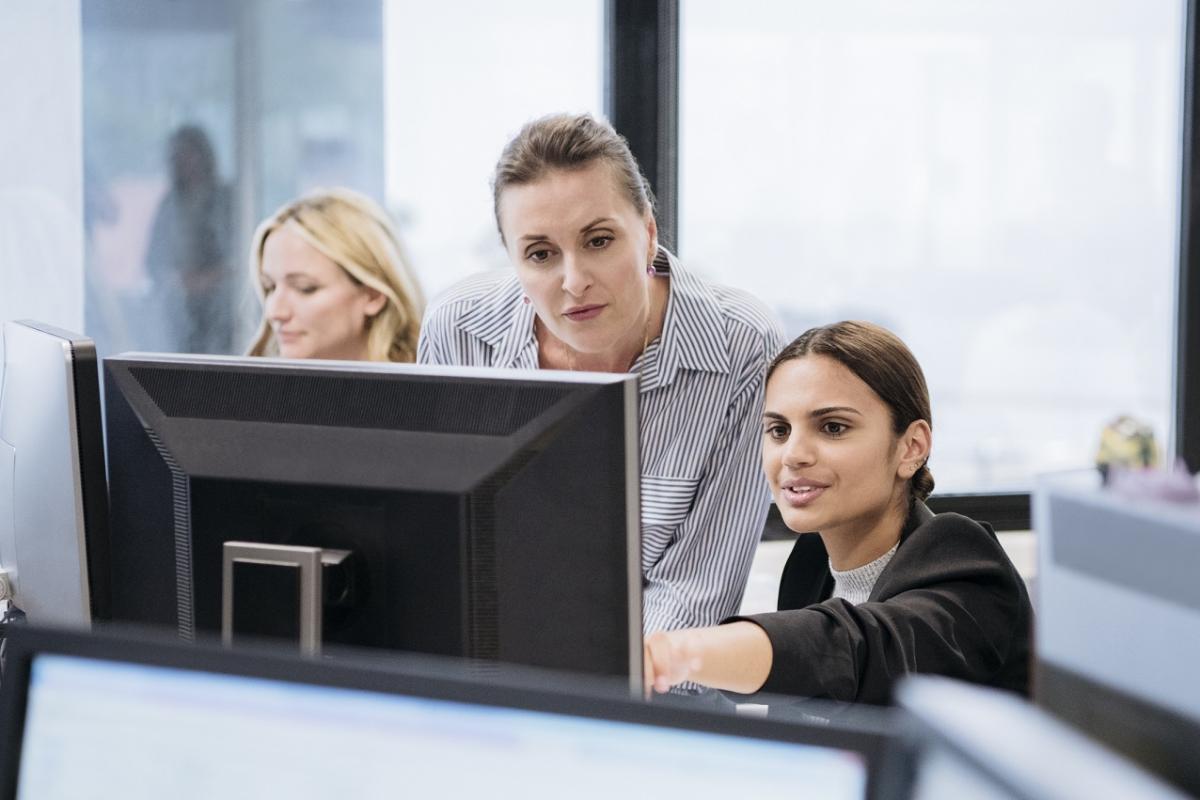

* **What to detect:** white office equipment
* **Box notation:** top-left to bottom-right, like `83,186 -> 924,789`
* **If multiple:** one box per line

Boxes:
1033,471 -> 1200,796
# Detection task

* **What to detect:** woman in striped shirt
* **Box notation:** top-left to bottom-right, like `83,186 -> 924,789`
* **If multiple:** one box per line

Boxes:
642,321 -> 1033,702
418,113 -> 784,635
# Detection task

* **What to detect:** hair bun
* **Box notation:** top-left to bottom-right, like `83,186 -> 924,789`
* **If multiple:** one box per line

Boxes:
911,464 -> 935,502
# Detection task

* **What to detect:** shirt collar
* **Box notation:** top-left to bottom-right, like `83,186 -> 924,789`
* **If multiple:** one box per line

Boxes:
650,247 -> 730,387
458,273 -> 537,369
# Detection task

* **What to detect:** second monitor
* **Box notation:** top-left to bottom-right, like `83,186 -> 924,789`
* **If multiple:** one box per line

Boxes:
103,355 -> 641,686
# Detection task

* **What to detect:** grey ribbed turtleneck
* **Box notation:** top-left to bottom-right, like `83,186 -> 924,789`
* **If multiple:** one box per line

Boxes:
829,541 -> 899,605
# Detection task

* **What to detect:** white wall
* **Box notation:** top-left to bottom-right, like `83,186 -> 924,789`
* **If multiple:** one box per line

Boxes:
0,1 -> 84,332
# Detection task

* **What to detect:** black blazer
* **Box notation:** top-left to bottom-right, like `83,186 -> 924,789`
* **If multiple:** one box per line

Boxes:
732,502 -> 1032,704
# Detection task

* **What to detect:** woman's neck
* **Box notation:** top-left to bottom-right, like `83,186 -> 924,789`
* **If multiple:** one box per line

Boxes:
821,498 -> 908,571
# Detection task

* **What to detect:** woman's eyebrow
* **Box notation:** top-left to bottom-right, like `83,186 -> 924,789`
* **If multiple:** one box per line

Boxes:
762,411 -> 788,422
809,406 -> 862,418
579,217 -> 614,233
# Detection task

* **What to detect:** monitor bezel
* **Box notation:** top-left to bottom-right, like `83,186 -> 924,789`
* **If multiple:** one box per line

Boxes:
113,350 -> 641,385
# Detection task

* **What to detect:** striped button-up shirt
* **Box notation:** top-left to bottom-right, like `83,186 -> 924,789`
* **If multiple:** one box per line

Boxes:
418,249 -> 785,634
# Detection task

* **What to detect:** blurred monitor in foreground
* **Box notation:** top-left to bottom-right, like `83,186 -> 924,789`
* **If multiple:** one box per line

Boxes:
0,320 -> 109,626
898,675 -> 1188,800
0,626 -> 891,799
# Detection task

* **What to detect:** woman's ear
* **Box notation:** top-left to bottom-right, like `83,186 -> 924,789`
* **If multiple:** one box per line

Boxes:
896,419 -> 932,479
362,287 -> 387,319
646,214 -> 659,264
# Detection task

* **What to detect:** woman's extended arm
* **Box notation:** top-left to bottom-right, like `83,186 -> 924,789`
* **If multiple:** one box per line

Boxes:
643,621 -> 774,695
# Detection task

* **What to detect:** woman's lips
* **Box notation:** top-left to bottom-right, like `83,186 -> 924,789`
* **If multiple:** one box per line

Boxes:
779,483 -> 827,508
563,304 -> 605,322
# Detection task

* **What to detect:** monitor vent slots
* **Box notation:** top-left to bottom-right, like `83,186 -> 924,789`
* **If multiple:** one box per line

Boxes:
129,366 -> 571,436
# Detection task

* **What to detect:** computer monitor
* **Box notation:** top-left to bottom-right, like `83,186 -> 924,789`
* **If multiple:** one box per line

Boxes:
1031,473 -> 1200,797
0,626 -> 889,799
0,320 -> 109,625
102,354 -> 641,685
897,676 -> 1188,800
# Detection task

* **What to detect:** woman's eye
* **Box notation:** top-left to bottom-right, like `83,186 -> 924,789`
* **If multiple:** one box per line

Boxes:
528,249 -> 552,264
764,424 -> 789,441
586,235 -> 613,249
821,421 -> 848,437
261,284 -> 275,295
298,285 -> 318,294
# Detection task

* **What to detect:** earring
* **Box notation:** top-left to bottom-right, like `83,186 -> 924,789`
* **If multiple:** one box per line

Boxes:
646,264 -> 655,276
522,295 -> 530,305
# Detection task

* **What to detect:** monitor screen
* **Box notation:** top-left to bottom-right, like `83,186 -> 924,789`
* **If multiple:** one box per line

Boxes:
102,355 -> 641,683
0,628 -> 890,799
11,652 -> 868,799
0,320 -> 109,625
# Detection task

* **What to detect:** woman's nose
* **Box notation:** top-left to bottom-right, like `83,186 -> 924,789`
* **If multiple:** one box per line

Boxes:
560,252 -> 593,297
781,432 -> 816,468
265,289 -> 290,321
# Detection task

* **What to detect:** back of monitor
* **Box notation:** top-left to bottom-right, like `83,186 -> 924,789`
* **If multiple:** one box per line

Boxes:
0,320 -> 104,625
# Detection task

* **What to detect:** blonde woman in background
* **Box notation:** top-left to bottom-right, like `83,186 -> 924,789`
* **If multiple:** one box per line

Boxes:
248,188 -> 424,362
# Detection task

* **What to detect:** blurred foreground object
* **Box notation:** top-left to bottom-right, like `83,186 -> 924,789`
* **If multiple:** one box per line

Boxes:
1108,459 -> 1200,504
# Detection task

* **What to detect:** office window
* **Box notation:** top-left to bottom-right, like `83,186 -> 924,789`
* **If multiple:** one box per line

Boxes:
384,1 -> 604,299
80,1 -> 601,358
82,0 -> 385,359
679,1 -> 1184,493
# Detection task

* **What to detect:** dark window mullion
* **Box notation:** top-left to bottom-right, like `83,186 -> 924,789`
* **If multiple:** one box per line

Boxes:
604,0 -> 679,251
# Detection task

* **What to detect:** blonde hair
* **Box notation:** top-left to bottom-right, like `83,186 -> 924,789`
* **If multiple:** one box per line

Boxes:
248,188 -> 425,362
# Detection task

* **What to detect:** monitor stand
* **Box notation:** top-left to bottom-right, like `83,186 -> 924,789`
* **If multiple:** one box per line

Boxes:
221,542 -> 352,656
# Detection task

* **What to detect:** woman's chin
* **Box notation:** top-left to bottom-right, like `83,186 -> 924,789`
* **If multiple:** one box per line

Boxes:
777,505 -> 824,536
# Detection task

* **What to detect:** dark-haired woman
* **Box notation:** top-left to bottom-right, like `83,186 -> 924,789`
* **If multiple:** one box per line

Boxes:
643,321 -> 1033,703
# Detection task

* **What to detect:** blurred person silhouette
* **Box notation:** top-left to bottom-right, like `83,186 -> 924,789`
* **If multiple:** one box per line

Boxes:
248,188 -> 424,362
144,124 -> 234,354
